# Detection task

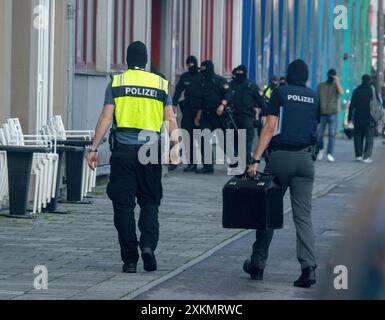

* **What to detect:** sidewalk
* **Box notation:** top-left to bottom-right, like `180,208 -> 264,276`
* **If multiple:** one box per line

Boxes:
0,138 -> 383,300
135,155 -> 377,300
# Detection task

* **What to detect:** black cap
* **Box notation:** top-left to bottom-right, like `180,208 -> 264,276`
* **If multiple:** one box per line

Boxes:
362,74 -> 371,85
126,41 -> 148,69
328,69 -> 337,77
287,59 -> 309,86
186,55 -> 198,66
271,75 -> 279,82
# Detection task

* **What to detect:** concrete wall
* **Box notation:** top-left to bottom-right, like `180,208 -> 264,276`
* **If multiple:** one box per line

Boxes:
0,0 -> 12,124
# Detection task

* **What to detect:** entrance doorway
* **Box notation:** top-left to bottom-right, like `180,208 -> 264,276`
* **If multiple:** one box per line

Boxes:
151,0 -> 171,78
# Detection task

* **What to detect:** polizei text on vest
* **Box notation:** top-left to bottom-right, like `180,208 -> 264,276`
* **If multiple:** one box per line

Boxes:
125,87 -> 158,98
287,95 -> 314,103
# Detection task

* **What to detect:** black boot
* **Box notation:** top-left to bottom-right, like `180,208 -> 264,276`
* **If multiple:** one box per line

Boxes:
196,166 -> 214,174
184,165 -> 197,173
293,267 -> 317,288
122,262 -> 137,274
141,247 -> 157,272
168,164 -> 178,172
243,259 -> 264,281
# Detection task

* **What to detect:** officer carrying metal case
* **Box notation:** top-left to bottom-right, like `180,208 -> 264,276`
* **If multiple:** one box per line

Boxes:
223,173 -> 284,230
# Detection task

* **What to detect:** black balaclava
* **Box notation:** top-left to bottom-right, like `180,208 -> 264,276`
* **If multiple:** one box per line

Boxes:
270,76 -> 279,90
234,65 -> 248,84
232,67 -> 238,81
327,69 -> 337,84
126,41 -> 148,69
200,60 -> 215,79
362,74 -> 371,85
279,77 -> 287,86
186,56 -> 199,73
286,59 -> 309,86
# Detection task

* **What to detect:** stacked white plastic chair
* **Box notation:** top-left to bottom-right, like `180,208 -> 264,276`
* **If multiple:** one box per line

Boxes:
0,128 -> 9,209
1,118 -> 58,214
47,116 -> 96,199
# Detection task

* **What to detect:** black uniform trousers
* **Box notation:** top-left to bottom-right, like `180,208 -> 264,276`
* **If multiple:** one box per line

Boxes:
181,108 -> 198,165
233,115 -> 255,165
199,112 -> 225,170
107,143 -> 163,264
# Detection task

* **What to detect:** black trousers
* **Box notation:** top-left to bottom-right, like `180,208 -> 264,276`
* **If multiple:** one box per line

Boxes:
107,144 -> 163,264
181,111 -> 197,165
354,125 -> 374,159
199,112 -> 225,170
233,116 -> 255,165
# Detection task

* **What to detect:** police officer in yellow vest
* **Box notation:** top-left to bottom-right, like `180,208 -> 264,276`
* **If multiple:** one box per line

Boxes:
87,42 -> 179,274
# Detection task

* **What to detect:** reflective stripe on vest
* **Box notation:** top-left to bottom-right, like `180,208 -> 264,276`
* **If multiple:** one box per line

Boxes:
111,70 -> 169,133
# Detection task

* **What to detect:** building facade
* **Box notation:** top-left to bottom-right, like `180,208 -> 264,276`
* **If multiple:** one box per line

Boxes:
0,0 -> 374,170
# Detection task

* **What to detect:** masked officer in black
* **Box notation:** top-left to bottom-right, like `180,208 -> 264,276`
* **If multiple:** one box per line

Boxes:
263,76 -> 280,102
219,65 -> 266,165
87,42 -> 179,274
247,59 -> 320,288
195,60 -> 229,174
173,56 -> 202,172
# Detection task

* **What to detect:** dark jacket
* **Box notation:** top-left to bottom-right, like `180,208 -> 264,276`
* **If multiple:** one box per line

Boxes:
201,74 -> 228,113
173,71 -> 202,116
348,84 -> 377,128
227,80 -> 266,118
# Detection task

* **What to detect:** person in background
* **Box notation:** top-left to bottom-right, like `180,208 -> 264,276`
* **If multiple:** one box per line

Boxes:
194,60 -> 229,174
279,77 -> 287,86
220,65 -> 266,165
317,69 -> 344,162
263,76 -> 280,103
172,56 -> 202,173
348,75 -> 378,164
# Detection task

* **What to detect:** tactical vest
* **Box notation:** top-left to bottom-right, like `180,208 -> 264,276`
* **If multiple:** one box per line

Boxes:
111,70 -> 169,133
231,80 -> 256,117
271,85 -> 319,149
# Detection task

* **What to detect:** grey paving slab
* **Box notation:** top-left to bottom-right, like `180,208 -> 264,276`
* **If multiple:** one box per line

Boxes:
0,138 -> 383,300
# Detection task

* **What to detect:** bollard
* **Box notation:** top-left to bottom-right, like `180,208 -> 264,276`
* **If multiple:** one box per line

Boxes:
0,146 -> 51,217
56,140 -> 93,204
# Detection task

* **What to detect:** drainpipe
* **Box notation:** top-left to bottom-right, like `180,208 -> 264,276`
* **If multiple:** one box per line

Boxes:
66,0 -> 75,130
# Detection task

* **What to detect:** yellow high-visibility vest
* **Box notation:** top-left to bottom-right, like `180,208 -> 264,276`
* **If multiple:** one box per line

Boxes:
263,85 -> 272,100
111,69 -> 169,133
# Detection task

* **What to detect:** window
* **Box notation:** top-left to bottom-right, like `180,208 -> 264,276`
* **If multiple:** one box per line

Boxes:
111,0 -> 134,70
201,0 -> 214,61
175,0 -> 191,75
75,0 -> 98,70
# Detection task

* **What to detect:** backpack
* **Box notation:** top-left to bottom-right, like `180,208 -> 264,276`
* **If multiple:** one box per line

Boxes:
370,85 -> 384,123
